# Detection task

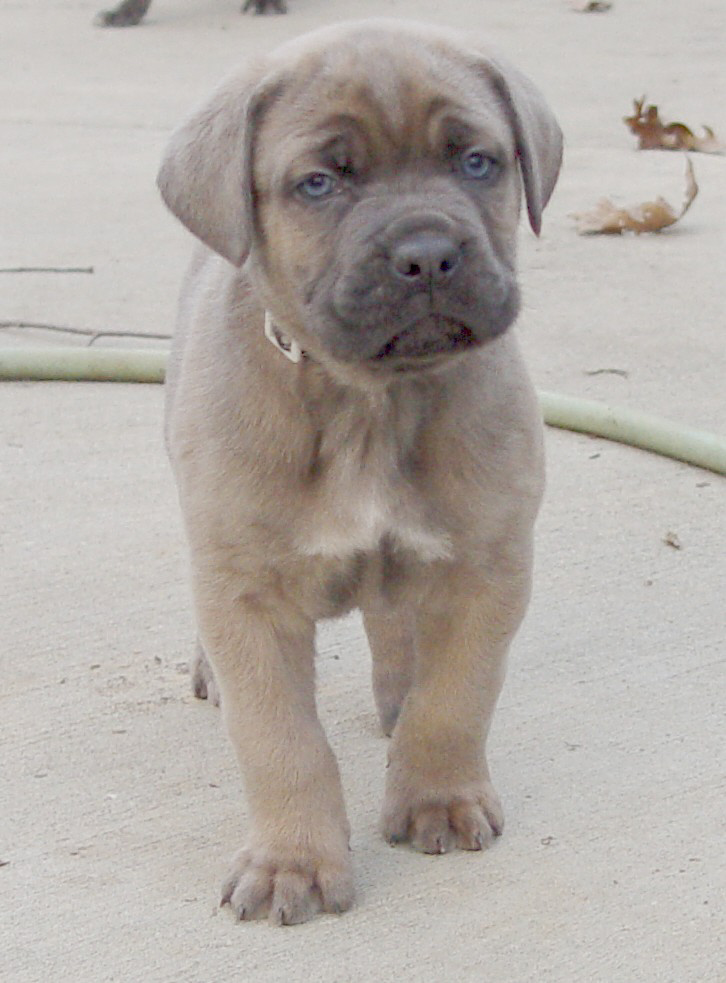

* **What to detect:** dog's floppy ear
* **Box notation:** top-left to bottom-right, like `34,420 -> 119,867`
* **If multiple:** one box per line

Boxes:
157,66 -> 284,266
480,55 -> 563,235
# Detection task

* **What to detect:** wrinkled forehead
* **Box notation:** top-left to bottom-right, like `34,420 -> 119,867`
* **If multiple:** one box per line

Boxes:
256,39 -> 514,172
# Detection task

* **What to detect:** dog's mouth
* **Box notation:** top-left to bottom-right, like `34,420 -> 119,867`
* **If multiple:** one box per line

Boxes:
371,318 -> 481,370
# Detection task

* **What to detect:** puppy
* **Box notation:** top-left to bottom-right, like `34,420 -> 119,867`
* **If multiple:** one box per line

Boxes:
96,0 -> 286,28
158,19 -> 562,925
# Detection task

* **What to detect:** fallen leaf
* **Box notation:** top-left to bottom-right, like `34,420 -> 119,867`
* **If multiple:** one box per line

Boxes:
571,0 -> 612,10
663,531 -> 682,550
573,157 -> 698,235
624,97 -> 725,154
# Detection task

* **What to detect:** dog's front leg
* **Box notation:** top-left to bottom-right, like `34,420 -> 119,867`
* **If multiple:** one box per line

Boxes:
381,561 -> 532,854
193,568 -> 354,924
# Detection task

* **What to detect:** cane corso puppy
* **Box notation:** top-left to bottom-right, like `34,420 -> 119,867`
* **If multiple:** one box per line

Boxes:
158,19 -> 562,924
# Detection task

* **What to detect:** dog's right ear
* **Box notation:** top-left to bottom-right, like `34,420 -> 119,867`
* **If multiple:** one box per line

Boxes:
157,67 -> 284,267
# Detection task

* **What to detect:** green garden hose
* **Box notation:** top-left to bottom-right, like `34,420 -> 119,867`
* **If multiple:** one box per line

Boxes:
0,346 -> 165,384
538,390 -> 725,476
1,346 -> 724,476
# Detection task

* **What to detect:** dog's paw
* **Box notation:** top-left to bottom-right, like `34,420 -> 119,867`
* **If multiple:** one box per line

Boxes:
381,783 -> 504,854
94,0 -> 151,26
190,644 -> 220,706
220,846 -> 354,925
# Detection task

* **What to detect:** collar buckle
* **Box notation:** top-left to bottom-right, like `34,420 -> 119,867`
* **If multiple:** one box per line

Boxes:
264,312 -> 305,364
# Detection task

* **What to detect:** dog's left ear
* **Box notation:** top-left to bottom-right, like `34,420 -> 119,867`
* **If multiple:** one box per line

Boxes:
481,56 -> 563,235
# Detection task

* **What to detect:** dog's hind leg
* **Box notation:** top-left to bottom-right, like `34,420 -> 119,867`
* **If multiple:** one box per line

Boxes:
190,637 -> 220,707
362,604 -> 415,738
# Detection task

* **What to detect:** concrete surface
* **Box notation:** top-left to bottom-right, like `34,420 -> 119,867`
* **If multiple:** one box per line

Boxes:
1,1 -> 724,980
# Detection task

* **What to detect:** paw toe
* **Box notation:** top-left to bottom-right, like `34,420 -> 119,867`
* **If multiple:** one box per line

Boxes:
224,864 -> 272,921
411,803 -> 455,854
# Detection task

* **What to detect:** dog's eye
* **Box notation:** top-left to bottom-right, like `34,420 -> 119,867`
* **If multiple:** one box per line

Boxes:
298,173 -> 337,199
460,151 -> 497,180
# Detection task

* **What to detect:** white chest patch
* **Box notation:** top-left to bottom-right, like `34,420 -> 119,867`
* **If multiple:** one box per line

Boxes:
290,377 -> 452,564
297,482 -> 452,562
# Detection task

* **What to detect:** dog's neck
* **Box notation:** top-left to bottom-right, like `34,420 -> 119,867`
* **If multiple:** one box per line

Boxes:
264,312 -> 307,364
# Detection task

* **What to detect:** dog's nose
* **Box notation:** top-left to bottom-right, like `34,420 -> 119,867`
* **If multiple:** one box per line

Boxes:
390,232 -> 462,286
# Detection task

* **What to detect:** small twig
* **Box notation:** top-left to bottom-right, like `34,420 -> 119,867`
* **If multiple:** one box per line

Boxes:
0,266 -> 94,274
0,320 -> 170,346
85,330 -> 172,347
1,321 -> 97,336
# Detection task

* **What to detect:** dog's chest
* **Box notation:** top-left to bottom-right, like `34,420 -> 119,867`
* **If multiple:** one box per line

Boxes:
298,469 -> 451,562
295,389 -> 451,563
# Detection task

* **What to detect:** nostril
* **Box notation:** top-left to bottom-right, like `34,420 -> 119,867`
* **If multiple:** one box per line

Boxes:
391,233 -> 462,284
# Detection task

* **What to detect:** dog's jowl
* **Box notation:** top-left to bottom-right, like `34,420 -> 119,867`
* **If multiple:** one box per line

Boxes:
158,19 -> 562,925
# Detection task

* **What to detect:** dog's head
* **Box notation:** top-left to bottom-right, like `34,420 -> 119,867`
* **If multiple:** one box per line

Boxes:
158,20 -> 562,375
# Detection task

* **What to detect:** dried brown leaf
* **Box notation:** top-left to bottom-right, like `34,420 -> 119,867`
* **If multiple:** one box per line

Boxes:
624,97 -> 725,154
573,157 -> 698,235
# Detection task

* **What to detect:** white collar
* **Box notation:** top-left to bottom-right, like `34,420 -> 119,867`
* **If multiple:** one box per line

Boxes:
264,311 -> 306,364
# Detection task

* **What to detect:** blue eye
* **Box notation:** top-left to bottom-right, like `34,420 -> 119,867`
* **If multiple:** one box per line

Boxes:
460,151 -> 497,180
298,172 -> 337,199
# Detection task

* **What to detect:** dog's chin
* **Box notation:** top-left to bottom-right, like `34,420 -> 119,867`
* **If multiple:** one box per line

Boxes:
366,316 -> 494,375
375,317 -> 479,359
